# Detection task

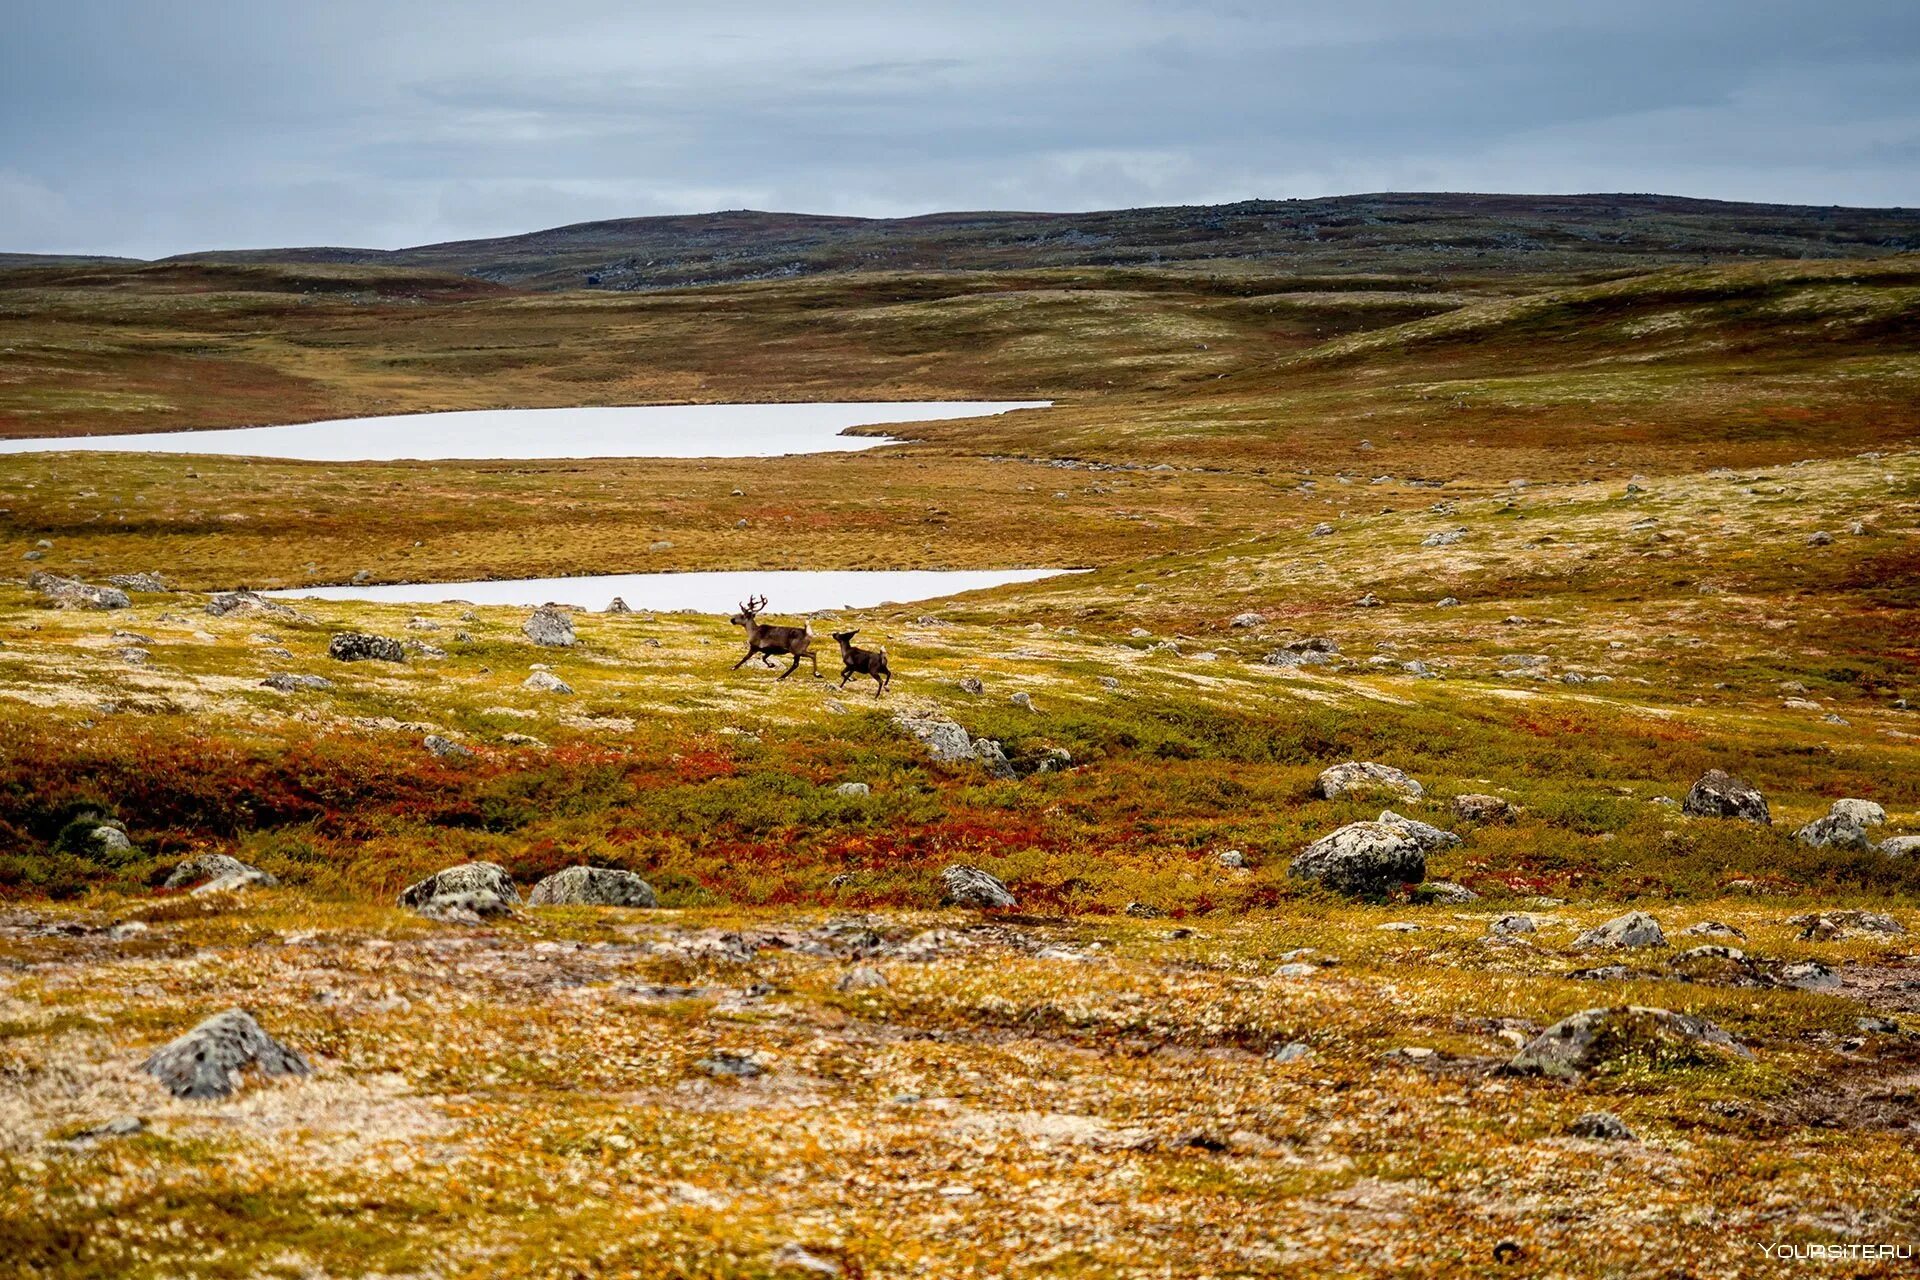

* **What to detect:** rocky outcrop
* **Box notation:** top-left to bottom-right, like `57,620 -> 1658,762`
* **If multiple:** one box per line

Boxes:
1288,821 -> 1425,896
527,865 -> 658,907
1795,813 -> 1872,851
163,853 -> 278,893
1377,810 -> 1461,852
1507,1006 -> 1749,1078
261,672 -> 333,692
28,571 -> 129,611
399,861 -> 519,919
206,589 -> 302,621
940,864 -> 1016,910
106,571 -> 169,593
522,606 -> 576,647
1681,769 -> 1770,824
1314,761 -> 1423,801
1573,911 -> 1667,950
894,709 -> 1016,778
140,1010 -> 309,1099
327,632 -> 406,663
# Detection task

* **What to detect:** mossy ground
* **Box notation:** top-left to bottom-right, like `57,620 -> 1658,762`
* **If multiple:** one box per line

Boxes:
0,254 -> 1916,1276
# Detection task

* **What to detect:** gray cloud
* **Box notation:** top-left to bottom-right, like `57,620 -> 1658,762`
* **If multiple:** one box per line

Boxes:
4,0 -> 1917,257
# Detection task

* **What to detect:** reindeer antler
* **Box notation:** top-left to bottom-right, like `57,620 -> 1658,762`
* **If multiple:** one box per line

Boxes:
750,594 -> 768,612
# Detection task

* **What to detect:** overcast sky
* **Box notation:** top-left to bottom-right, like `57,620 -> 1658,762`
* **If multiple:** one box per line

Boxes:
4,1 -> 1917,258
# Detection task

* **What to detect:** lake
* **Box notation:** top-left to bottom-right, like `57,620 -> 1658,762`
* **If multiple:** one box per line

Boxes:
266,568 -> 1077,613
0,400 -> 1051,461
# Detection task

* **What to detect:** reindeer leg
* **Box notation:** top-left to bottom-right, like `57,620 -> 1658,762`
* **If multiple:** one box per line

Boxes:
761,651 -> 778,668
839,669 -> 852,688
778,653 -> 801,680
732,651 -> 753,670
810,652 -> 822,678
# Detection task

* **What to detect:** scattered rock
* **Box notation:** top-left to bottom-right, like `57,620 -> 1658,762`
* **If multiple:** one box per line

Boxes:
1009,692 -> 1035,711
522,606 -> 577,647
1411,880 -> 1478,905
140,1009 -> 309,1099
1289,821 -> 1426,897
1681,769 -> 1770,824
1821,798 -> 1883,828
969,738 -> 1017,780
1507,1006 -> 1750,1078
1806,530 -> 1833,546
28,571 -> 129,611
1679,921 -> 1746,940
1573,912 -> 1667,951
522,670 -> 574,694
1377,809 -> 1462,851
1355,592 -> 1383,608
1568,1111 -> 1638,1141
606,597 -> 632,614
834,781 -> 871,798
1795,813 -> 1872,851
1217,849 -> 1248,869
1310,522 -> 1334,537
1315,761 -> 1423,801
1229,612 -> 1266,628
1124,902 -> 1165,919
940,864 -> 1016,910
327,632 -> 405,663
106,572 -> 169,593
205,589 -> 301,621
260,672 -> 333,692
527,865 -> 658,908
1489,914 -> 1537,936
399,861 -> 520,916
1269,1041 -> 1313,1063
769,1243 -> 841,1275
1779,960 -> 1841,991
957,676 -> 984,695
697,1050 -> 765,1079
1789,910 -> 1905,940
1879,835 -> 1920,857
423,734 -> 474,761
163,853 -> 277,892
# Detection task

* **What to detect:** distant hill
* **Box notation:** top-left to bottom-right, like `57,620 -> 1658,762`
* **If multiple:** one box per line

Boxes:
155,193 -> 1920,292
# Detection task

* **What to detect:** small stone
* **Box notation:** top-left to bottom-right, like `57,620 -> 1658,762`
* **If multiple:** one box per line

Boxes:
327,632 -> 405,663
1009,692 -> 1035,711
837,966 -> 889,993
523,670 -> 574,694
1569,1111 -> 1638,1141
957,676 -> 984,695
834,781 -> 871,797
1124,902 -> 1165,919
1681,769 -> 1770,824
1217,849 -> 1248,869
423,735 -> 473,761
697,1050 -> 764,1079
522,606 -> 577,647
605,597 -> 632,614
1269,1041 -> 1313,1063
1453,793 -> 1515,822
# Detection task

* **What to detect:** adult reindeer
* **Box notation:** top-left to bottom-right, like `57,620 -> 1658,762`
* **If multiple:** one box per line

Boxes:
729,595 -> 820,679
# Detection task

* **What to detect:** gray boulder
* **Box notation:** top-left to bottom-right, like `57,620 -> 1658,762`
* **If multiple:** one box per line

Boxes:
527,865 -> 658,908
522,606 -> 576,647
1879,835 -> 1920,856
1315,761 -> 1423,801
940,864 -> 1016,910
28,571 -> 129,611
1573,911 -> 1667,951
1681,769 -> 1770,824
399,861 -> 520,914
522,670 -> 574,694
1789,909 -> 1905,940
1829,799 -> 1886,827
1679,921 -> 1746,940
1377,810 -> 1462,851
140,1010 -> 309,1099
206,589 -> 301,621
1289,821 -> 1426,896
163,853 -> 277,892
1507,1006 -> 1749,1079
834,781 -> 871,797
260,672 -> 334,692
423,734 -> 473,761
1795,813 -> 1872,851
605,597 -> 632,614
106,572 -> 169,593
327,632 -> 405,663
1411,881 -> 1478,905
1452,793 -> 1516,823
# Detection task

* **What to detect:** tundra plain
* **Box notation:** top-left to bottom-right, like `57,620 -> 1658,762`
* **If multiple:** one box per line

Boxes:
1,212 -> 1918,1277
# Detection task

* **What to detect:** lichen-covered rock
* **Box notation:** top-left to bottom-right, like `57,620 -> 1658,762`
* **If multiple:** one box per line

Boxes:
106,571 -> 169,593
1410,880 -> 1478,905
1789,909 -> 1905,940
28,571 -> 129,611
327,632 -> 405,663
1377,810 -> 1462,852
140,1009 -> 309,1099
1573,911 -> 1667,950
1315,761 -> 1422,801
894,709 -> 974,762
522,606 -> 576,647
522,670 -> 574,694
206,589 -> 302,621
1507,1006 -> 1750,1079
940,864 -> 1016,910
1828,798 -> 1886,827
1288,821 -> 1426,897
260,672 -> 333,692
1879,835 -> 1920,857
1681,769 -> 1770,824
163,853 -> 277,892
1795,813 -> 1872,850
1679,921 -> 1746,940
605,597 -> 632,614
423,734 -> 474,760
399,861 -> 520,913
528,865 -> 658,908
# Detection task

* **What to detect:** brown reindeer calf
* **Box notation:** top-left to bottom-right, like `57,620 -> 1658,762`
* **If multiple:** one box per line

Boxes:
830,629 -> 891,696
729,595 -> 820,679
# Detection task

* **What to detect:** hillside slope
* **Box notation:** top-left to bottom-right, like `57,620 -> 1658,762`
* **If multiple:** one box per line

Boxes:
159,193 -> 1920,291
